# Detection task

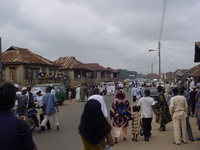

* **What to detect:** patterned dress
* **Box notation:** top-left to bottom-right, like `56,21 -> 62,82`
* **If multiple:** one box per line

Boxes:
110,98 -> 131,128
156,92 -> 172,125
132,112 -> 140,134
110,98 -> 131,137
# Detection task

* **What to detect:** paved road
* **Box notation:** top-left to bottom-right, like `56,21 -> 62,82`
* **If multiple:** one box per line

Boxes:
33,91 -> 200,150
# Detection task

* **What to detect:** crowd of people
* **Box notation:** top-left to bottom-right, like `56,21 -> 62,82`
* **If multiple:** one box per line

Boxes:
75,83 -> 116,102
78,79 -> 200,149
0,78 -> 200,149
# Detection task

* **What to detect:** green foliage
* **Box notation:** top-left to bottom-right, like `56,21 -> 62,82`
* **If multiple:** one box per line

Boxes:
117,69 -> 138,79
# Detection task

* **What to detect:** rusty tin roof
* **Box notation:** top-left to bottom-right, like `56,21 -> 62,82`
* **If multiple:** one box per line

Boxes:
2,46 -> 58,66
85,63 -> 107,71
55,57 -> 93,70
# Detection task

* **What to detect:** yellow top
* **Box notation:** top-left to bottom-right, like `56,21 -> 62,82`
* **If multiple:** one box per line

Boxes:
79,133 -> 105,150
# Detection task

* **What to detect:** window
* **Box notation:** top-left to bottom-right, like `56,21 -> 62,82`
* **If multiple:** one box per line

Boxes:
9,67 -> 16,81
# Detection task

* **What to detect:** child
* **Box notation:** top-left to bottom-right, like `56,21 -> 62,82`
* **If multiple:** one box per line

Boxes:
132,105 -> 141,142
68,89 -> 72,102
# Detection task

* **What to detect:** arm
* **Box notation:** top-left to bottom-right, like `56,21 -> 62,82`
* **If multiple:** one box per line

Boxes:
152,105 -> 158,116
53,95 -> 59,113
55,103 -> 59,113
106,132 -> 114,146
31,146 -> 38,150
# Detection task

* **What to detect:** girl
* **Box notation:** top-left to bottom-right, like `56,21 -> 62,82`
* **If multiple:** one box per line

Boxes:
132,106 -> 141,142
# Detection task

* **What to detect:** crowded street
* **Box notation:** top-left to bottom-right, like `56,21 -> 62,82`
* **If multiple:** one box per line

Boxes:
32,91 -> 200,150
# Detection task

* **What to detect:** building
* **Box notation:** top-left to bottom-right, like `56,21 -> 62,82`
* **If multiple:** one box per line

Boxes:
55,57 -> 93,84
2,46 -> 59,86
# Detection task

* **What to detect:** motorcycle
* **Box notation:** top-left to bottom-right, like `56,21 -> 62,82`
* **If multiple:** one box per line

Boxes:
13,107 -> 39,131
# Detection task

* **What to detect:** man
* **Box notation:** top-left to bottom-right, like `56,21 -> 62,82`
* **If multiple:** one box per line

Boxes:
131,85 -> 137,102
75,85 -> 81,102
169,87 -> 188,145
137,89 -> 157,141
164,81 -> 171,100
190,86 -> 197,116
156,86 -> 172,131
179,85 -> 194,141
38,86 -> 60,133
16,87 -> 28,118
195,83 -> 200,131
0,82 -> 37,150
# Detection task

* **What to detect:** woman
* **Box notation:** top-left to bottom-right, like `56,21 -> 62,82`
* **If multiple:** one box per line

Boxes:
79,100 -> 114,150
156,86 -> 172,131
110,89 -> 132,143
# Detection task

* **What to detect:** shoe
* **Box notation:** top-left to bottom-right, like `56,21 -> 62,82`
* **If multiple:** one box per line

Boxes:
123,137 -> 127,141
38,127 -> 45,133
181,140 -> 187,144
190,139 -> 194,142
159,128 -> 166,131
114,137 -> 118,144
47,127 -> 51,130
57,126 -> 60,131
173,142 -> 181,145
135,139 -> 138,142
132,138 -> 134,141
37,129 -> 43,133
144,137 -> 149,141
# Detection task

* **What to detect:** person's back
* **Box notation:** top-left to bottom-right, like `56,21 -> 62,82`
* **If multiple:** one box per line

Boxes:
138,96 -> 154,118
0,82 -> 37,150
0,112 -> 34,150
43,92 -> 57,114
131,87 -> 137,96
170,95 -> 187,113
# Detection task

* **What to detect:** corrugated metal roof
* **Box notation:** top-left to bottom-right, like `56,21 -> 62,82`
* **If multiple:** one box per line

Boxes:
55,57 -> 93,70
106,67 -> 118,73
165,72 -> 177,77
2,46 -> 58,66
146,73 -> 159,80
187,64 -> 200,77
85,63 -> 107,71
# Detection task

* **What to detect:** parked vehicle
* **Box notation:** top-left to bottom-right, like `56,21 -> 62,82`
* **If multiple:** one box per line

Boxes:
13,107 -> 39,131
142,87 -> 159,102
31,83 -> 67,105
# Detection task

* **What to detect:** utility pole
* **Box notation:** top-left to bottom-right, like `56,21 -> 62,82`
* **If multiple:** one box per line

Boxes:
151,62 -> 153,74
158,41 -> 161,80
0,37 -> 2,83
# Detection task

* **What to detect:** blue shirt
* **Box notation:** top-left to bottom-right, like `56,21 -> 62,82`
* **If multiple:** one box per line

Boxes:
42,92 -> 57,114
0,111 -> 36,150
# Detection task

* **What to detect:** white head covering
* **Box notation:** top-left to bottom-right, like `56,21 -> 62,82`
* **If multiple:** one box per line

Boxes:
21,87 -> 27,91
14,84 -> 19,88
34,88 -> 41,93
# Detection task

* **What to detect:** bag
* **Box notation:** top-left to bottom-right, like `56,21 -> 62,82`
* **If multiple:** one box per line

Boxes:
140,127 -> 144,136
38,108 -> 43,115
117,103 -> 127,115
42,106 -> 46,115
18,119 -> 28,150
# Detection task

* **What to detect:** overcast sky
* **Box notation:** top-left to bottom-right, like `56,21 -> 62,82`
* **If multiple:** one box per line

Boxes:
0,0 -> 199,74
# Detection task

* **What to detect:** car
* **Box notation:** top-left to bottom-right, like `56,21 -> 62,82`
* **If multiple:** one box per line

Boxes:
142,87 -> 159,102
31,83 -> 67,105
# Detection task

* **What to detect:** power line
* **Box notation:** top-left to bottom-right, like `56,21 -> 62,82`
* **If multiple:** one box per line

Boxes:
159,0 -> 168,42
162,46 -> 193,54
162,49 -> 190,69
